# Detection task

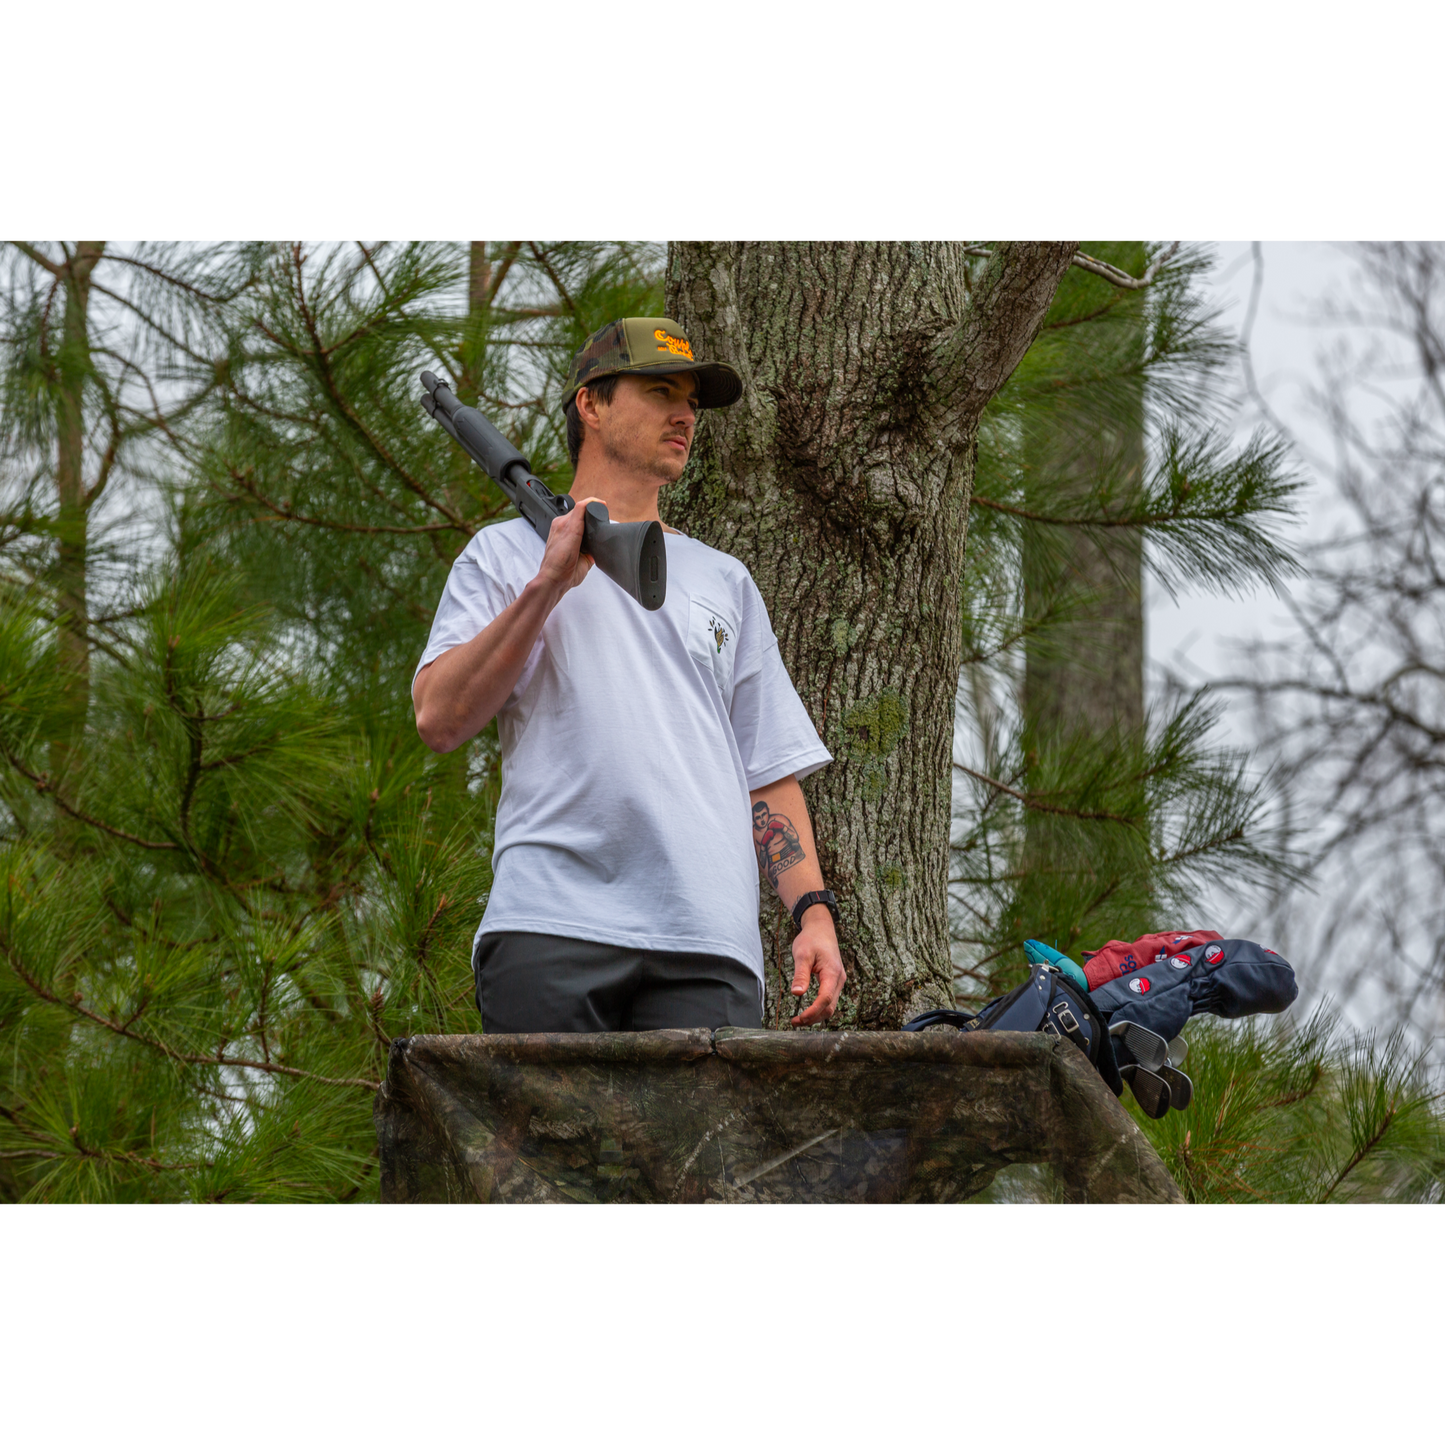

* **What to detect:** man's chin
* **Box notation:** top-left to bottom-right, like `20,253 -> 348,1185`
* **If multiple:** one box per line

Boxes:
649,459 -> 688,485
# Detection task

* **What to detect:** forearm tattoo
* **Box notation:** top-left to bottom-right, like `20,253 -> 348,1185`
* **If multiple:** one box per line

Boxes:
752,801 -> 805,888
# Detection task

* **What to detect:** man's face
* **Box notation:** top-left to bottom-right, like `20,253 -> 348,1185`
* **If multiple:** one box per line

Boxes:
587,372 -> 699,483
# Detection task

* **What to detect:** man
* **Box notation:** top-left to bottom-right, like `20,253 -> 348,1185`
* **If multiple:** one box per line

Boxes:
412,316 -> 845,1032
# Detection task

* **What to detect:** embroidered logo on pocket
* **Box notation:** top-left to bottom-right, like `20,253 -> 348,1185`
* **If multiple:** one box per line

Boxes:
689,596 -> 737,695
708,614 -> 730,655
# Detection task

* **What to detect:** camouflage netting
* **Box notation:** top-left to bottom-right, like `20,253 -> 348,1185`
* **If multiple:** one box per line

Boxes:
375,1028 -> 1183,1203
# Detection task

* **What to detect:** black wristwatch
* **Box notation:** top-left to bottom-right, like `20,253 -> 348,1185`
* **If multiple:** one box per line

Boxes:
791,889 -> 840,930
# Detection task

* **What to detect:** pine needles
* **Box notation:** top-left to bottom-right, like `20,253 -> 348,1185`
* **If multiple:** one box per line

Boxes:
0,241 -> 662,1202
1131,1008 -> 1444,1203
953,243 -> 1302,997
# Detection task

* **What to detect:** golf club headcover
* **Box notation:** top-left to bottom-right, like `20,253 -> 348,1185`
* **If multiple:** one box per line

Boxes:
1090,939 -> 1298,1047
1082,929 -> 1224,991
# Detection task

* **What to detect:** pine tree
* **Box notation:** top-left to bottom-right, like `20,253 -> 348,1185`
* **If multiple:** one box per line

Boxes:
951,245 -> 1443,1201
0,242 -> 660,1201
0,243 -> 243,797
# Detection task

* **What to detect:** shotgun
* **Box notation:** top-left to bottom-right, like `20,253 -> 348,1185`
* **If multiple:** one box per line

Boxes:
419,371 -> 666,610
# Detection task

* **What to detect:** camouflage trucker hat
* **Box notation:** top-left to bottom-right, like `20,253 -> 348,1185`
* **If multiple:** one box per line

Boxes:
561,317 -> 743,413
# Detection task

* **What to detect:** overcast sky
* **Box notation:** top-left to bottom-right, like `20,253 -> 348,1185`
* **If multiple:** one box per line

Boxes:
1148,241 -> 1366,704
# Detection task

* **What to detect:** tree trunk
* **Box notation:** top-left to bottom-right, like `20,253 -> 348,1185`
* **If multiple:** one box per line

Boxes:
434,242 -> 497,806
664,242 -> 1075,1028
1022,250 -> 1146,742
50,241 -> 105,794
1017,246 -> 1147,955
467,241 -> 491,314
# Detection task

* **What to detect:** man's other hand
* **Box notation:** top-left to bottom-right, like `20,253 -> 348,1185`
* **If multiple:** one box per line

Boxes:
538,496 -> 597,595
789,910 -> 846,1027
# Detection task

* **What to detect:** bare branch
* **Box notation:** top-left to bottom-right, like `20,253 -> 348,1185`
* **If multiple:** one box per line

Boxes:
963,242 -> 1182,292
1071,243 -> 1181,290
10,241 -> 61,276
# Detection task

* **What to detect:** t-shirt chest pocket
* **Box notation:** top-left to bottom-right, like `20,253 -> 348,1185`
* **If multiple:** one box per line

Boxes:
687,595 -> 738,698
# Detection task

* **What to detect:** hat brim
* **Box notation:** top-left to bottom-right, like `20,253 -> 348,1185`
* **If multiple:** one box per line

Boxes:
563,359 -> 742,413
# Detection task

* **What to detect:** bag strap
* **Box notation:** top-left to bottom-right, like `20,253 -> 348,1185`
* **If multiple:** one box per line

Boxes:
901,1008 -> 979,1033
1060,977 -> 1123,1097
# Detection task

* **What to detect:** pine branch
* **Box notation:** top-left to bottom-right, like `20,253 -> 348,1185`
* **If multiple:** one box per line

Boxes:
87,278 -> 216,369
83,412 -> 122,511
527,243 -> 576,315
5,950 -> 378,1092
953,762 -> 1142,825
217,464 -> 461,536
109,252 -> 243,306
2,748 -> 180,850
260,250 -> 470,532
969,493 -> 1211,528
1319,1107 -> 1396,1202
486,243 -> 523,304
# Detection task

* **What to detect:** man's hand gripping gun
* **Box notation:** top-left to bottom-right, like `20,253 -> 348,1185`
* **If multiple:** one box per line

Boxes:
419,371 -> 666,610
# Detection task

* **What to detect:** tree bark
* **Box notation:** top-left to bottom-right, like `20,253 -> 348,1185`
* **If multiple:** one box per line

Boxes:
434,242 -> 498,803
455,241 -> 491,412
467,241 -> 491,315
664,242 -> 1076,1027
50,241 -> 105,793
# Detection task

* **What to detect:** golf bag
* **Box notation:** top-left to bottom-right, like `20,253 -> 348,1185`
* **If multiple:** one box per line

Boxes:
903,964 -> 1124,1099
903,938 -> 1299,1120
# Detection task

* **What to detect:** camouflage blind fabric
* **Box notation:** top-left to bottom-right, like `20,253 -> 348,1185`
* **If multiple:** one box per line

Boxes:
374,1028 -> 1183,1204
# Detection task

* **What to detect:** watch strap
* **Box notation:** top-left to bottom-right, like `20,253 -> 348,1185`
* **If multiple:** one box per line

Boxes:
791,889 -> 839,930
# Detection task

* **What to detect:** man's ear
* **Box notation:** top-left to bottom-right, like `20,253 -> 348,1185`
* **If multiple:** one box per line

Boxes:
575,384 -> 605,433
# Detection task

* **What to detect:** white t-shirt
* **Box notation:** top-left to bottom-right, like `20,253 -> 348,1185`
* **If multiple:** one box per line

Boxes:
414,518 -> 832,984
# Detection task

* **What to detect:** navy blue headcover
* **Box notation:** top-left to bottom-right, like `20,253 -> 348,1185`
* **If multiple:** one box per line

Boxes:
1089,938 -> 1298,1040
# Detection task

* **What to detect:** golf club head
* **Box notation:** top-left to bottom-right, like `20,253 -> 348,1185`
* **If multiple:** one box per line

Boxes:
1110,1020 -> 1170,1073
1167,1035 -> 1188,1070
1161,1065 -> 1193,1111
1120,1063 -> 1172,1120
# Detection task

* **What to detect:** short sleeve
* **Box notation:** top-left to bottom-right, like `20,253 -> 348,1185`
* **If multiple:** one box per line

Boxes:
413,527 -> 540,699
728,576 -> 833,790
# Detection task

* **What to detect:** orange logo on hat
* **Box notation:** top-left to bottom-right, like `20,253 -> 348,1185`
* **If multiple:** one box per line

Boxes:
654,328 -> 694,360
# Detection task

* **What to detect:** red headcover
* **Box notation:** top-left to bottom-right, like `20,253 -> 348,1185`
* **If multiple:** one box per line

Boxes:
1082,929 -> 1224,991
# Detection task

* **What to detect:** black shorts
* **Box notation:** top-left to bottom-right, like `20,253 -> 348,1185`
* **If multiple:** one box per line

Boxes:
472,931 -> 764,1034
